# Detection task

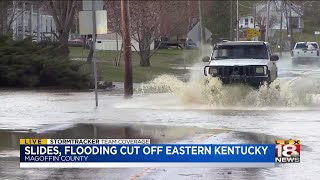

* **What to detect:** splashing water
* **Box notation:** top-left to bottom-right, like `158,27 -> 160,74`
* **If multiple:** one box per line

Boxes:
138,74 -> 314,107
137,45 -> 320,108
242,79 -> 302,107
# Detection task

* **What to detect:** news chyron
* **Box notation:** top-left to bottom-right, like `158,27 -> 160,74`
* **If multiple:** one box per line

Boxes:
275,139 -> 300,163
19,138 -> 300,168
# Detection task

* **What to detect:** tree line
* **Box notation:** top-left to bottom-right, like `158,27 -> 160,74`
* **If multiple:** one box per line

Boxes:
1,0 -> 319,67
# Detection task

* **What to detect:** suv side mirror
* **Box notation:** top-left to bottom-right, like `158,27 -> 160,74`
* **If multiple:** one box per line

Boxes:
202,56 -> 210,62
270,55 -> 279,61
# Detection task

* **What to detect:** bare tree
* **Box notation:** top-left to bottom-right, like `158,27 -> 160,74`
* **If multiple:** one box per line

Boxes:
0,1 -> 9,36
158,1 -> 194,41
255,14 -> 277,40
6,1 -> 19,36
132,1 -> 191,66
255,14 -> 277,29
106,0 -> 190,67
0,1 -> 29,37
105,0 -> 122,66
129,1 -> 162,66
47,0 -> 78,57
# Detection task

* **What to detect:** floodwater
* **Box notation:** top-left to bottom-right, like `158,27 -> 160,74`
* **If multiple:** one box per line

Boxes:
1,53 -> 320,180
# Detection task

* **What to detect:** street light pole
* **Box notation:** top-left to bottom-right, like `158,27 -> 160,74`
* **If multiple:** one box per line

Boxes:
37,3 -> 40,42
289,1 -> 294,49
92,0 -> 98,107
280,1 -> 283,57
30,3 -> 33,37
22,2 -> 25,39
121,0 -> 133,98
198,0 -> 203,57
236,0 -> 239,41
265,0 -> 270,42
230,0 -> 233,40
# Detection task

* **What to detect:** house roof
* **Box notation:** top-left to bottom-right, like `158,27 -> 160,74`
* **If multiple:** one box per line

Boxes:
239,15 -> 254,19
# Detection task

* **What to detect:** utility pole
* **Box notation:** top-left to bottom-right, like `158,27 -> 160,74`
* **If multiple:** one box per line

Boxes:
236,0 -> 239,40
121,0 -> 133,98
265,0 -> 270,42
12,1 -> 17,39
0,1 -> 2,35
22,2 -> 25,39
51,19 -> 53,40
285,0 -> 289,37
15,6 -> 18,39
115,32 -> 119,66
37,3 -> 40,42
30,3 -> 33,37
289,1 -> 294,49
198,0 -> 203,56
254,4 -> 256,28
254,4 -> 257,41
280,0 -> 283,57
92,0 -> 98,106
230,0 -> 233,40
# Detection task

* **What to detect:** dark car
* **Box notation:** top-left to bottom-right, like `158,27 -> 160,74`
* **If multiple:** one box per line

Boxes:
185,38 -> 198,49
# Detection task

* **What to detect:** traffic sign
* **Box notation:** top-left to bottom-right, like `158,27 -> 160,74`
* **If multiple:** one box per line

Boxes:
79,10 -> 108,35
82,0 -> 104,10
245,28 -> 261,39
187,22 -> 212,47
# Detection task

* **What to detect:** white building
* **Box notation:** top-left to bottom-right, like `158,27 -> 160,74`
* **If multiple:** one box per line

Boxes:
255,1 -> 304,31
239,15 -> 256,29
96,32 -> 154,52
238,1 -> 303,41
7,1 -> 56,41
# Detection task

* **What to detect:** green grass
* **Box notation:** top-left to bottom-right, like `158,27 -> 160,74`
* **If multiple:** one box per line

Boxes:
270,30 -> 320,52
292,32 -> 320,42
272,30 -> 320,43
69,47 -> 198,83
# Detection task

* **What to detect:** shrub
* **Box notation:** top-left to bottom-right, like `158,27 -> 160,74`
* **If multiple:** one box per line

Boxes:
0,36 -> 90,89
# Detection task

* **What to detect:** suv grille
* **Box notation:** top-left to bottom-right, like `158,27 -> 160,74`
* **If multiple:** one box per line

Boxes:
215,66 -> 263,76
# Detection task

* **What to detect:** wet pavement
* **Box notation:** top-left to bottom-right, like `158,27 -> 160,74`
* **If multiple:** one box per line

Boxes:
1,53 -> 320,180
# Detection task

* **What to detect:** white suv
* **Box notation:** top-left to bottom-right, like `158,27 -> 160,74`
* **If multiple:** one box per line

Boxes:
203,41 -> 279,87
291,42 -> 320,66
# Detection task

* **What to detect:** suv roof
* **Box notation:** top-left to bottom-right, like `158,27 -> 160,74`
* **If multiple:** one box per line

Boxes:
216,41 -> 267,46
296,42 -> 318,44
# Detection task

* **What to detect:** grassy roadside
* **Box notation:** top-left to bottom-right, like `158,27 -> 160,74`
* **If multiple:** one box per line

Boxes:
69,47 -> 199,83
268,31 -> 320,52
272,31 -> 320,44
292,32 -> 320,42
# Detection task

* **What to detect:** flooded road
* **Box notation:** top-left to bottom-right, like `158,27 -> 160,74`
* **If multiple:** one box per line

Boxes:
1,54 -> 320,180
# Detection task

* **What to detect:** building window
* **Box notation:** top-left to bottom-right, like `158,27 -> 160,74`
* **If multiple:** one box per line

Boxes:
251,18 -> 254,23
245,18 -> 249,26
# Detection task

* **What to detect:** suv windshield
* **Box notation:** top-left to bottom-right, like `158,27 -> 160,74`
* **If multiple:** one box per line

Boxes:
212,45 -> 268,59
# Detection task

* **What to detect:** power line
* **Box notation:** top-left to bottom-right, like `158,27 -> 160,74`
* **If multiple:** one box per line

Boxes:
238,3 -> 253,9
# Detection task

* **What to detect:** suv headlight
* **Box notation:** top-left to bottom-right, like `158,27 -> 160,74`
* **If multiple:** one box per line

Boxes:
255,67 -> 265,74
209,67 -> 218,74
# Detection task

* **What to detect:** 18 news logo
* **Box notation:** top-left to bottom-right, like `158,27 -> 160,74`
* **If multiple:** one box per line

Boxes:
275,140 -> 300,163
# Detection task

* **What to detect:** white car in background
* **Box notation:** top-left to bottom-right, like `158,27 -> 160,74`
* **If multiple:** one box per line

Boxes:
202,41 -> 279,87
291,42 -> 320,66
